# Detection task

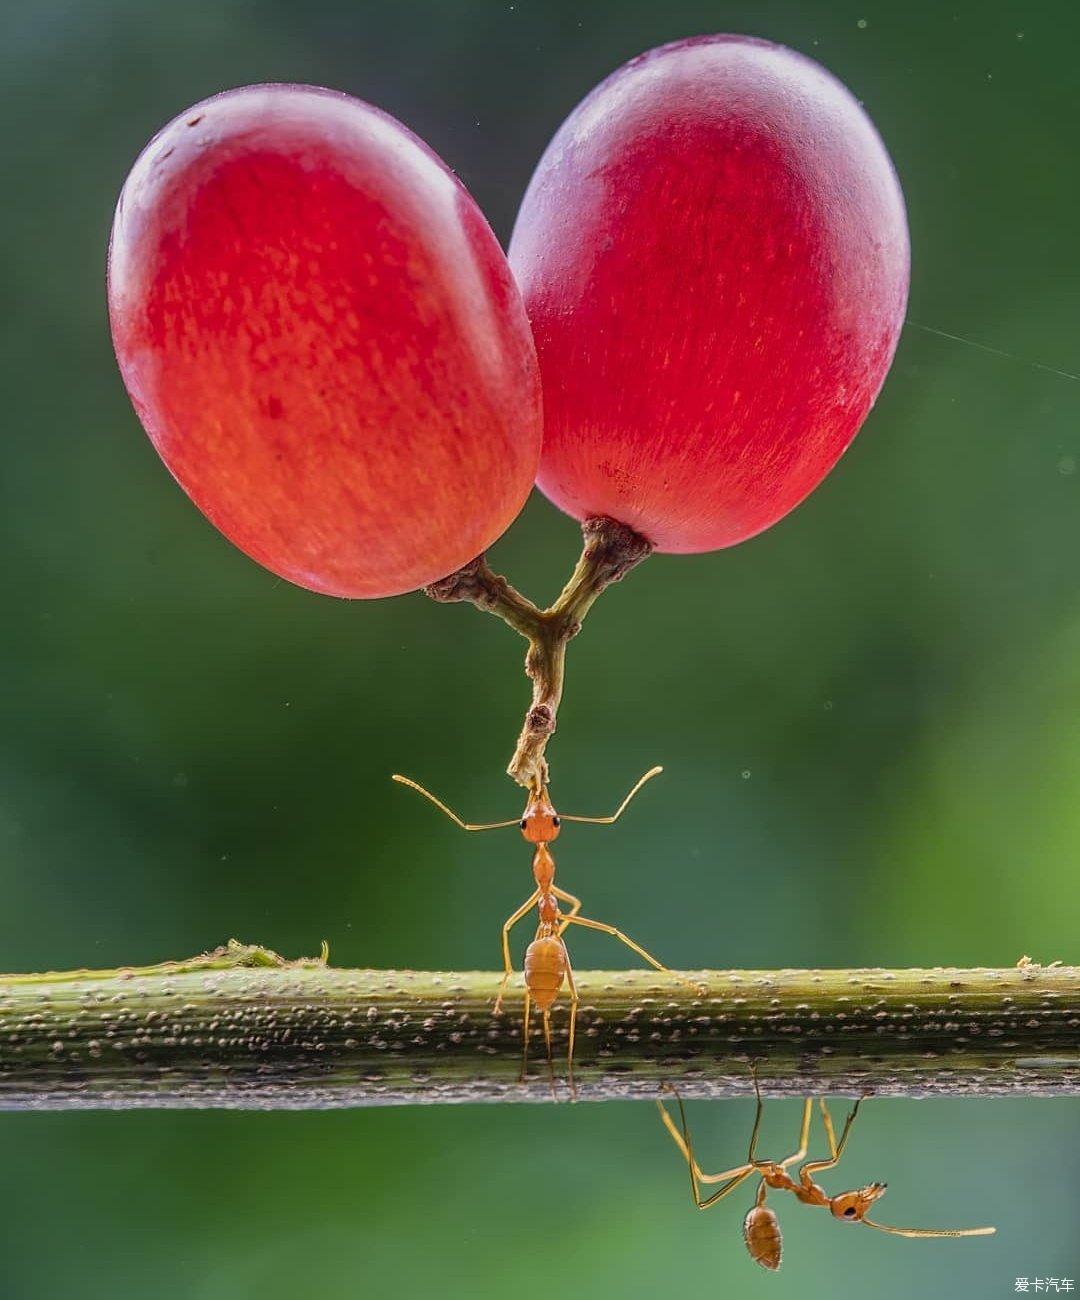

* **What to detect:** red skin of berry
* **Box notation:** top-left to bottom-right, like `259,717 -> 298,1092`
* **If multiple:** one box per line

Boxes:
109,84 -> 541,598
509,36 -> 910,553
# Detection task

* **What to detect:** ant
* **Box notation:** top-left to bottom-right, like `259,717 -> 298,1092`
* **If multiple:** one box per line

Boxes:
392,765 -> 695,1094
656,1075 -> 995,1270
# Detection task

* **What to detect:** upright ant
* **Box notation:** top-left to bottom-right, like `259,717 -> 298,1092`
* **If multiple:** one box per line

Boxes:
392,765 -> 694,1093
656,1076 -> 995,1270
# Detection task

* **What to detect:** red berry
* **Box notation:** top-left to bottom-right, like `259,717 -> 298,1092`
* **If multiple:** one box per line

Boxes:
509,36 -> 909,553
109,84 -> 541,598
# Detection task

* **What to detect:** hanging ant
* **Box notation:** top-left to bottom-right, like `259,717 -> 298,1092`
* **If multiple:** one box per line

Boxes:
656,1075 -> 995,1270
392,765 -> 696,1094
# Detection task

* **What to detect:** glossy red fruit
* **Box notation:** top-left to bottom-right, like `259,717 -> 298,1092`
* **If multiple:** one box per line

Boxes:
109,84 -> 541,599
509,36 -> 909,553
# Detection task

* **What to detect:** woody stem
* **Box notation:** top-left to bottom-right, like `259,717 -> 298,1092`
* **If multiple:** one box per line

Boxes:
1,943 -> 1076,1107
423,516 -> 653,790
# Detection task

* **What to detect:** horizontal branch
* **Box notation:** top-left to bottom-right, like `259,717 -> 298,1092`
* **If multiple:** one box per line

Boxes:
0,944 -> 1076,1108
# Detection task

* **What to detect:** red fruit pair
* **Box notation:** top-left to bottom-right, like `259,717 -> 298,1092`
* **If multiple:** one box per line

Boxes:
108,37 -> 909,599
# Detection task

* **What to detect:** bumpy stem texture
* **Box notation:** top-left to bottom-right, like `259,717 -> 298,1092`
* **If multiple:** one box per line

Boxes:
424,516 -> 652,790
0,944 -> 1075,1109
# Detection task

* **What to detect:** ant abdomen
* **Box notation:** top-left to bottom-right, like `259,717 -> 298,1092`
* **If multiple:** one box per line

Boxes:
524,937 -> 566,1009
743,1205 -> 783,1271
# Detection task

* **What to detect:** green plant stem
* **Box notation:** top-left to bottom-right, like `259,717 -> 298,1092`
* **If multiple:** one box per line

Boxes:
0,942 -> 1076,1109
423,516 -> 653,791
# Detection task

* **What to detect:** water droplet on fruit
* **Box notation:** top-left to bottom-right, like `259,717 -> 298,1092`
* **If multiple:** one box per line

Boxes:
856,18 -> 868,28
741,770 -> 751,780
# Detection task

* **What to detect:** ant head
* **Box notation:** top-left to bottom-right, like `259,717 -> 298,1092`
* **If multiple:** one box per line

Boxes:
829,1183 -> 888,1222
520,791 -> 560,843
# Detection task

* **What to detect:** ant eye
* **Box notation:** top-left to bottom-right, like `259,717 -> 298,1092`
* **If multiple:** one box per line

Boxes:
552,815 -> 561,827
843,1207 -> 856,1217
520,819 -> 528,830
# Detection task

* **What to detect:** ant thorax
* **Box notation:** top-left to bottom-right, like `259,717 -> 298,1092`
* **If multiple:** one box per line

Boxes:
531,843 -> 555,889
758,1164 -> 821,1205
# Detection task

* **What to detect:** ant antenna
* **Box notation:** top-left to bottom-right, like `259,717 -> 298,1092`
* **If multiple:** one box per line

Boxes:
862,1221 -> 996,1239
559,766 -> 664,824
391,775 -> 520,831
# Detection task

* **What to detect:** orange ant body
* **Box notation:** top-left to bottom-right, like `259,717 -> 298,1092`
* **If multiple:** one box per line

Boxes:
657,1077 -> 995,1270
392,766 -> 689,1091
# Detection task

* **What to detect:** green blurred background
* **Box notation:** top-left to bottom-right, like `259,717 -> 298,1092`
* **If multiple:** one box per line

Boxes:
2,0 -> 1078,1295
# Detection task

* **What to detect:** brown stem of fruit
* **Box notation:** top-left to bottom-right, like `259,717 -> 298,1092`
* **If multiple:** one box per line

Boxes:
424,516 -> 653,790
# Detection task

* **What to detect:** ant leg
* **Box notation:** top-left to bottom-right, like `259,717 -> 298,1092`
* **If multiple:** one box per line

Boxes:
656,1092 -> 759,1184
563,946 -> 579,1101
559,914 -> 703,993
494,890 -> 540,1015
656,1088 -> 756,1208
520,991 -> 532,1084
697,1167 -> 757,1210
744,1064 -> 766,1162
779,1099 -> 814,1168
820,1097 -> 862,1162
552,885 -> 582,933
818,1099 -> 841,1160
541,1009 -> 557,1102
799,1098 -> 863,1180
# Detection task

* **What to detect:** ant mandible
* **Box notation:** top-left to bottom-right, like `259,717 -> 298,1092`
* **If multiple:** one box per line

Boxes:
392,765 -> 694,1093
656,1075 -> 995,1270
